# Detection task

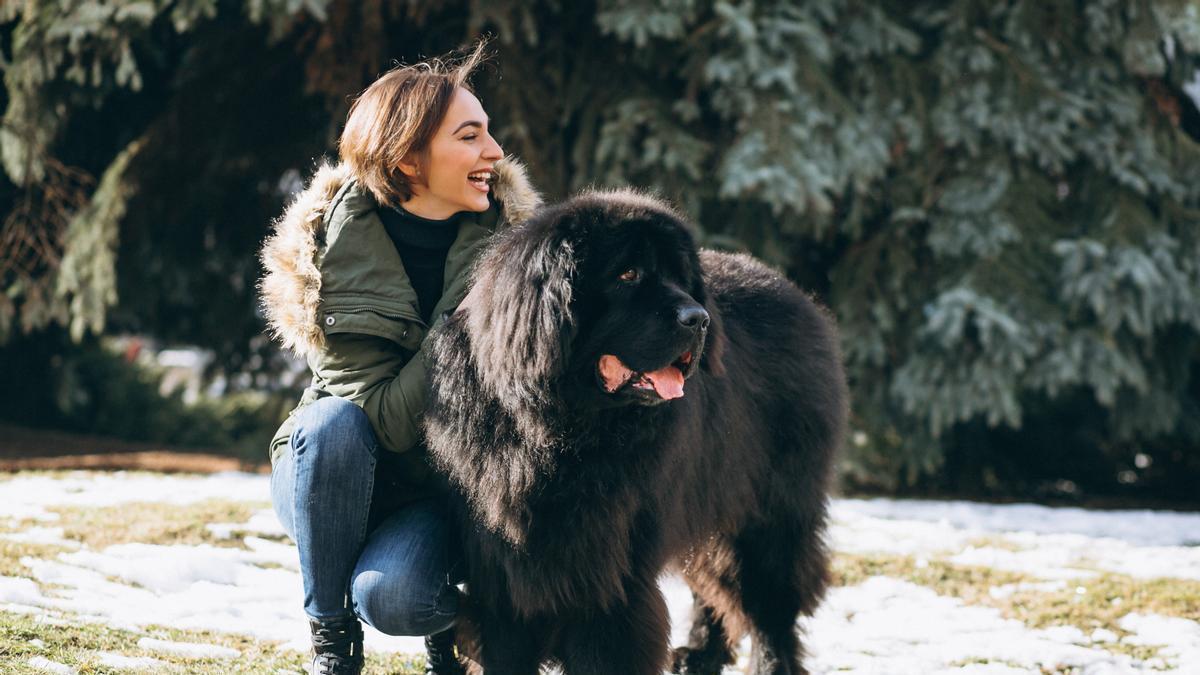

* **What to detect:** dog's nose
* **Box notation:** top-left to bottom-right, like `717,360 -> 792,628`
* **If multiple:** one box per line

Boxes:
677,305 -> 710,331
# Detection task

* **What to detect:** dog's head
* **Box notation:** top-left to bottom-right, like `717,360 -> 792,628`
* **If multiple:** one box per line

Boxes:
458,189 -> 725,409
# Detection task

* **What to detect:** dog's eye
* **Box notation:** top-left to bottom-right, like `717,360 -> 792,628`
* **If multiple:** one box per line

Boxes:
618,268 -> 640,283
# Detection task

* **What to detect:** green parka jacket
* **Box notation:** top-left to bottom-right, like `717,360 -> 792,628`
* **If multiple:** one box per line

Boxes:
258,157 -> 541,499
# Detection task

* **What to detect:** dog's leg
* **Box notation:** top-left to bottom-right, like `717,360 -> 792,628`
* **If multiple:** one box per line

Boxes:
555,577 -> 670,675
733,520 -> 829,675
670,599 -> 734,674
475,604 -> 543,675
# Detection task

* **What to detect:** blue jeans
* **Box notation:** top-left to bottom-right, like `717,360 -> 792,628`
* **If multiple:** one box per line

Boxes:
270,396 -> 460,635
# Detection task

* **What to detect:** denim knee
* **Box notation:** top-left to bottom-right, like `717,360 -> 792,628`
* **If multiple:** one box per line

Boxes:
351,569 -> 458,637
291,396 -> 377,462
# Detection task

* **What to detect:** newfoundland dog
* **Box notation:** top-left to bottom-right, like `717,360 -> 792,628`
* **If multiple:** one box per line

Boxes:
425,190 -> 847,675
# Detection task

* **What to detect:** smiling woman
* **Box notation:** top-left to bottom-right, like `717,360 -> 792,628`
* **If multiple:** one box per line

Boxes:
257,40 -> 541,675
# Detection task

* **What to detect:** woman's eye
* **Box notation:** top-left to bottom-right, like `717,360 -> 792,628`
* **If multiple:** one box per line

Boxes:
618,269 -> 639,282
462,134 -> 477,141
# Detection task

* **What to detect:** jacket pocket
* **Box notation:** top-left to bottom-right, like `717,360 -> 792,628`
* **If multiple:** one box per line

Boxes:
320,307 -> 425,352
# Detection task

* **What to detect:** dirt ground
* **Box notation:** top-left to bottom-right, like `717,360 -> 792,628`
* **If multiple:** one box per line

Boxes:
0,424 -> 269,474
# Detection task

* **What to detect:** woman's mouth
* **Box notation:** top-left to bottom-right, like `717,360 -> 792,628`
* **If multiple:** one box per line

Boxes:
468,170 -> 493,193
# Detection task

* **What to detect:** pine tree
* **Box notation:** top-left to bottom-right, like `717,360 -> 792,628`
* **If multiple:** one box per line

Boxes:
2,1 -> 1198,495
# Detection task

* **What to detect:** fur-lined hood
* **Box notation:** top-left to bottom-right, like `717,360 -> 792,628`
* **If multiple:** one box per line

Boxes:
259,156 -> 542,357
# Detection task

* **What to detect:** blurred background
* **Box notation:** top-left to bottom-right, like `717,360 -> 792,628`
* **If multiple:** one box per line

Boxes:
1,0 -> 1198,507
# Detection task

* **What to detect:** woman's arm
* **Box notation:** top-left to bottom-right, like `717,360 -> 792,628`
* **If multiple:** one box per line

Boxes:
311,333 -> 430,454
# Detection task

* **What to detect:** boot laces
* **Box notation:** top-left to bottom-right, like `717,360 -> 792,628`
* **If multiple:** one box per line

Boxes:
310,617 -> 363,675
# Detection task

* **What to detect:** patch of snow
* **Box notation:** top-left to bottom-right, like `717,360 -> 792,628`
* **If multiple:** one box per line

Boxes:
666,574 -> 1159,674
830,507 -> 977,556
1074,541 -> 1200,581
949,542 -> 1098,579
23,556 -> 112,588
988,579 -> 1068,600
831,503 -> 1200,581
29,638 -> 46,647
800,577 -> 1139,674
0,526 -> 77,547
0,471 -> 268,521
93,651 -> 165,670
26,656 -> 76,674
243,536 -> 301,571
9,541 -> 423,656
1120,613 -> 1200,672
1,602 -> 52,616
57,543 -> 278,593
835,498 -> 1200,547
0,575 -> 48,606
207,508 -> 286,540
136,637 -> 240,659
659,574 -> 695,648
33,614 -> 75,627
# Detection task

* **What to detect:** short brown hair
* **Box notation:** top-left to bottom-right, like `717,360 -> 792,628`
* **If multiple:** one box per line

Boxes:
339,42 -> 488,207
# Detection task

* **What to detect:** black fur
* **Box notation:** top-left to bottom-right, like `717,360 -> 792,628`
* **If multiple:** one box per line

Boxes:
426,190 -> 847,675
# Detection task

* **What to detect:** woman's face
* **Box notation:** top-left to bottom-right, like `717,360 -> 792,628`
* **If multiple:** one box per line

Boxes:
402,87 -> 504,220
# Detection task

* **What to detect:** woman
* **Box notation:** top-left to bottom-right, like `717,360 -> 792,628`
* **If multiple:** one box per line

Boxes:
259,44 -> 541,675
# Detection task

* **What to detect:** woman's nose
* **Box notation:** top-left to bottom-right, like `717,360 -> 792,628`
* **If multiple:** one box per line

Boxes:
483,133 -> 503,160
482,134 -> 501,159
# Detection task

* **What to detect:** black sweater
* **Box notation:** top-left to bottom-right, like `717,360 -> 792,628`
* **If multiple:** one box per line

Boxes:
379,206 -> 462,325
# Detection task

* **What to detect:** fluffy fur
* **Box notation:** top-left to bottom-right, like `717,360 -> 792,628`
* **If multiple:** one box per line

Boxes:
426,190 -> 847,675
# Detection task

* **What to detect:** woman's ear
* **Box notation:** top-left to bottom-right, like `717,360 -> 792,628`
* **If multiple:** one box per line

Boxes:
398,158 -> 420,181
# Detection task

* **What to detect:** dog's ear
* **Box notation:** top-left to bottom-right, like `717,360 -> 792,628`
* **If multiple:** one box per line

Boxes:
462,219 -> 577,404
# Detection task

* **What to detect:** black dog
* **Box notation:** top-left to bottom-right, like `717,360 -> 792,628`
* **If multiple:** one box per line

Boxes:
425,190 -> 847,675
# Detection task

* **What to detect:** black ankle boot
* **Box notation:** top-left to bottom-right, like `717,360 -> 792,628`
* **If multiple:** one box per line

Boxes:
308,616 -> 364,675
424,628 -> 465,675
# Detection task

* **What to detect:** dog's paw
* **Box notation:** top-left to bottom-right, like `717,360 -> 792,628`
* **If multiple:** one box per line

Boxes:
670,646 -> 729,675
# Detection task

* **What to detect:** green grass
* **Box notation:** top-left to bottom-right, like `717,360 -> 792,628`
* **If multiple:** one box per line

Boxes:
46,500 -> 272,550
0,541 -> 72,579
832,552 -> 1030,605
0,610 -> 429,674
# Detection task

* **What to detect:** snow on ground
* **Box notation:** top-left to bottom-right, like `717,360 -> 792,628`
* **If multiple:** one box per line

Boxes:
26,656 -> 76,674
833,498 -> 1200,581
835,498 -> 1200,546
0,526 -> 79,548
93,651 -> 166,670
1,472 -> 1198,673
1120,614 -> 1200,669
135,637 -> 240,659
0,471 -> 268,522
803,577 -> 1142,675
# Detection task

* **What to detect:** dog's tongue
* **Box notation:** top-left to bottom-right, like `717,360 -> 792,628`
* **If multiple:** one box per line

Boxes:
645,365 -> 685,400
